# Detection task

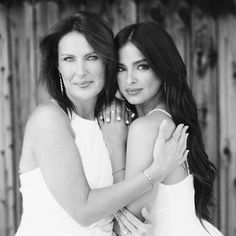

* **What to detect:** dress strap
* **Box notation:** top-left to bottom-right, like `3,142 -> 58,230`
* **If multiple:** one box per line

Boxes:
146,108 -> 172,118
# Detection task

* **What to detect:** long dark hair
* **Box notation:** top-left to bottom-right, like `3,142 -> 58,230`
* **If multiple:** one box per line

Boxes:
114,22 -> 216,224
39,11 -> 117,116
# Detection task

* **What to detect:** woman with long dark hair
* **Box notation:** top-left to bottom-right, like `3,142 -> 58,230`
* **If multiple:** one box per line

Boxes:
113,22 -> 223,235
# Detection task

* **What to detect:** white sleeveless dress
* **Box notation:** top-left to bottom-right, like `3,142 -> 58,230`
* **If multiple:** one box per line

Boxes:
146,109 -> 223,236
16,112 -> 114,236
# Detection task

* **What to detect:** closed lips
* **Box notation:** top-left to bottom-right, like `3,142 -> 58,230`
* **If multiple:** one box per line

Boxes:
76,81 -> 93,87
126,88 -> 142,95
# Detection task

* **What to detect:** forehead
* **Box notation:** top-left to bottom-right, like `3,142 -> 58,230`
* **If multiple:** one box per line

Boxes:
58,31 -> 94,54
118,42 -> 144,62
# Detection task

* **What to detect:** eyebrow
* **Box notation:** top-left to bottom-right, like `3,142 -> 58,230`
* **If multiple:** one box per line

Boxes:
118,58 -> 147,66
59,51 -> 97,57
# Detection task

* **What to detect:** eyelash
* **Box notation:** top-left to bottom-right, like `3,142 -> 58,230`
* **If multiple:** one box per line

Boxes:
63,55 -> 98,62
117,66 -> 125,72
117,64 -> 149,72
87,55 -> 98,61
63,57 -> 74,62
137,64 -> 149,70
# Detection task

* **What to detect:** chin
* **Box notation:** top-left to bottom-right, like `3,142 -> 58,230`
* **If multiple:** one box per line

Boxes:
126,97 -> 143,105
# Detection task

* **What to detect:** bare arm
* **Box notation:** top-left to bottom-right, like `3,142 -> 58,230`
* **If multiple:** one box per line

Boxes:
25,104 -> 186,227
124,113 -> 186,221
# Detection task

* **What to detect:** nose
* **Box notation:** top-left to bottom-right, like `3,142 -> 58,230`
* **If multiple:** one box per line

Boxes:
76,60 -> 86,77
126,71 -> 137,85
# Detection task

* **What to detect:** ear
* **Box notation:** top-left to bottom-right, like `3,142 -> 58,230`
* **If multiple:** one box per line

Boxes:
115,89 -> 125,100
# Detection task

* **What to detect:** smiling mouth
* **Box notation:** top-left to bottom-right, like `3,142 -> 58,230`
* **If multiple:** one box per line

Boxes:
126,88 -> 142,95
76,81 -> 93,88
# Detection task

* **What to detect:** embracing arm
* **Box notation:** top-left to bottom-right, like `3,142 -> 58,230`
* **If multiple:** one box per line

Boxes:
124,115 -> 175,220
27,104 -> 179,227
125,113 -> 188,221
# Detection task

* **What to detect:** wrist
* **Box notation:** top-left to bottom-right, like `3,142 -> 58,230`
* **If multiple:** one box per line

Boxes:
144,163 -> 165,184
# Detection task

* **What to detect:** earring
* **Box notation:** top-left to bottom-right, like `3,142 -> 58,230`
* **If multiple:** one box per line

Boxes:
164,82 -> 167,94
59,73 -> 64,95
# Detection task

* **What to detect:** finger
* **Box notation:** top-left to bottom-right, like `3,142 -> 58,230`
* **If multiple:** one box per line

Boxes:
178,149 -> 189,165
178,125 -> 189,146
179,133 -> 189,157
117,211 -> 138,234
103,105 -> 111,123
172,123 -> 184,142
122,208 -> 146,232
124,109 -> 130,126
110,101 -> 117,122
115,213 -> 130,235
98,112 -> 104,122
141,207 -> 152,224
116,101 -> 122,121
120,101 -> 126,119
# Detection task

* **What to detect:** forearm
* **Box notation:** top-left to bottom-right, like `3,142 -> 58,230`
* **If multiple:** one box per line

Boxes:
109,148 -> 126,184
81,166 -> 159,226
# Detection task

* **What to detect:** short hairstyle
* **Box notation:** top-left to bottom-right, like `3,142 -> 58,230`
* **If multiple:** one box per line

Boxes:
39,11 -> 117,116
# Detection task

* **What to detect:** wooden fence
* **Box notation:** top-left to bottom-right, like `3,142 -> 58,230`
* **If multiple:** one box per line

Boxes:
0,0 -> 235,235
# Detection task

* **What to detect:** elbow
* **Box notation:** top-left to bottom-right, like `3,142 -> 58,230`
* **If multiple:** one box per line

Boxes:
75,209 -> 101,227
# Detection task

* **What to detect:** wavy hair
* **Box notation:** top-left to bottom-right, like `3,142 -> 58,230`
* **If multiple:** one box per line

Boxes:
39,11 -> 117,116
114,22 -> 216,224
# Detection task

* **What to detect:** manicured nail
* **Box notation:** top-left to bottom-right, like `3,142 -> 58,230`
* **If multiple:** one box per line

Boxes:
99,116 -> 103,120
131,113 -> 135,118
106,118 -> 110,122
126,120 -> 129,124
117,116 -> 121,121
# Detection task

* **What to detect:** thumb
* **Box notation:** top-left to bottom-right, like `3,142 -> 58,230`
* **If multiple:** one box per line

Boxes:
141,207 -> 152,224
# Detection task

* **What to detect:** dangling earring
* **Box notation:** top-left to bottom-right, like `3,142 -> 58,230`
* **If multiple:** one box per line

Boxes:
59,73 -> 64,95
164,82 -> 167,94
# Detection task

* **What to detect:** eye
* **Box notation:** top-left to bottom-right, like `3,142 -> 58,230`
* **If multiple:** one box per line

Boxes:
87,55 -> 98,61
137,64 -> 149,70
63,56 -> 75,62
117,66 -> 126,72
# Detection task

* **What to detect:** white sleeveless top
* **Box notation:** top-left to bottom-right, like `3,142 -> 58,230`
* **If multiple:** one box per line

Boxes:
146,109 -> 223,236
16,112 -> 114,236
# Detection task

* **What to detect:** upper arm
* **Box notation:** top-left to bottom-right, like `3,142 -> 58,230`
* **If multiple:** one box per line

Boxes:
26,104 -> 89,218
125,114 -> 175,220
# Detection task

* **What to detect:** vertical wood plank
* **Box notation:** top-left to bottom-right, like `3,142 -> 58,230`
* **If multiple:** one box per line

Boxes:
0,5 -> 8,236
218,15 -> 236,236
0,2 -> 15,236
191,7 -> 220,226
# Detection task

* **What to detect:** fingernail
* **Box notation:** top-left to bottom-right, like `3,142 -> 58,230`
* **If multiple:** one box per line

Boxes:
117,116 -> 121,121
131,113 -> 135,118
99,116 -> 103,120
106,118 -> 110,122
126,120 -> 129,124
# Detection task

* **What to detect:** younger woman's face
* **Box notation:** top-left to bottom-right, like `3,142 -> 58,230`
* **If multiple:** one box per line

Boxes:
117,42 -> 162,106
58,31 -> 105,105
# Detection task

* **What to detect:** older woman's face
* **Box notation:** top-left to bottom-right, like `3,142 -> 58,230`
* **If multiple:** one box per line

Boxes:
58,31 -> 105,104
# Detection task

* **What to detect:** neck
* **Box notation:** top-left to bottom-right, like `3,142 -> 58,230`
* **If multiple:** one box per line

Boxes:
136,96 -> 166,117
72,98 -> 97,120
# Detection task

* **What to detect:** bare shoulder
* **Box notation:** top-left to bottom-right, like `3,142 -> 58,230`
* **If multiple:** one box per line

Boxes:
25,101 -> 70,134
129,110 -> 175,140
